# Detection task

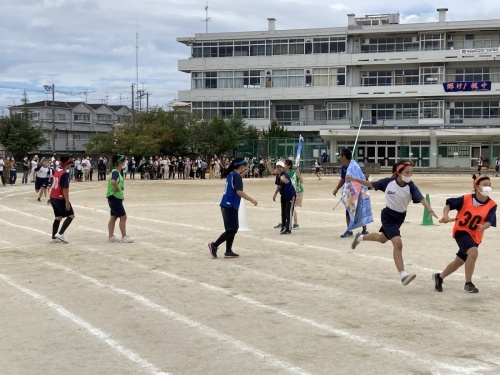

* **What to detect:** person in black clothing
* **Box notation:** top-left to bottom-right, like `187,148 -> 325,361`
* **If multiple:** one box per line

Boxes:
273,160 -> 296,234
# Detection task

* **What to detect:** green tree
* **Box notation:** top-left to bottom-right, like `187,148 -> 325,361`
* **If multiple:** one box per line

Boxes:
0,92 -> 45,157
263,119 -> 292,138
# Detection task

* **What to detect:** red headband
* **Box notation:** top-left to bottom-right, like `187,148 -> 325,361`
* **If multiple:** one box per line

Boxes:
393,162 -> 411,176
473,175 -> 489,186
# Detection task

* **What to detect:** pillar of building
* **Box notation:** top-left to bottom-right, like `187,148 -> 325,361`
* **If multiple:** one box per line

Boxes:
429,129 -> 438,167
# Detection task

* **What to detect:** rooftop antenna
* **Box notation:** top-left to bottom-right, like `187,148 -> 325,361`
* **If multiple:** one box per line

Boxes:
203,1 -> 211,33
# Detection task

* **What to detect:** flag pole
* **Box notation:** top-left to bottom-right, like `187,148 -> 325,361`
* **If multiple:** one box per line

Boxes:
352,118 -> 363,155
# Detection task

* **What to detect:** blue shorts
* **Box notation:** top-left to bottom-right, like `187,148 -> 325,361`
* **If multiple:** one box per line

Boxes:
108,196 -> 126,217
221,206 -> 239,231
379,207 -> 406,240
454,231 -> 479,261
51,198 -> 74,218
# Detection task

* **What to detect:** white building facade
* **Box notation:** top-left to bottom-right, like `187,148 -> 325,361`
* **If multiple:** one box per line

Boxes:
177,9 -> 500,169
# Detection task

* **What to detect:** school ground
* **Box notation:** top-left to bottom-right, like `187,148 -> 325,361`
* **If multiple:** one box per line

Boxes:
1,173 -> 499,375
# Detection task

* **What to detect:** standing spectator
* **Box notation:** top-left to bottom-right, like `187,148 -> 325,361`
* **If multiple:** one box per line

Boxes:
22,156 -> 29,184
259,156 -> 265,177
184,157 -> 192,179
208,157 -> 257,258
130,156 -> 136,179
122,157 -> 128,179
97,158 -> 106,181
209,156 -> 216,179
289,163 -> 304,229
75,157 -> 83,181
82,157 -> 91,182
30,155 -> 39,183
214,157 -> 221,179
322,151 -> 329,163
49,155 -> 75,243
68,156 -> 75,181
495,157 -> 500,177
107,154 -> 133,243
0,155 -> 5,186
477,156 -> 483,174
9,157 -> 17,185
177,157 -> 184,179
89,157 -> 95,181
200,158 -> 208,179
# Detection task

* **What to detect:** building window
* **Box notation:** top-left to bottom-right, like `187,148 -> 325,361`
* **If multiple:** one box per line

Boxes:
419,100 -> 444,119
420,66 -> 444,84
419,33 -> 443,51
55,114 -> 66,121
74,113 -> 90,122
276,105 -> 300,126
312,67 -> 346,86
449,67 -> 491,82
361,71 -> 393,86
97,114 -> 112,123
395,103 -> 419,119
451,101 -> 500,120
191,101 -> 269,120
326,102 -> 350,120
360,36 -> 419,53
204,71 -> 217,89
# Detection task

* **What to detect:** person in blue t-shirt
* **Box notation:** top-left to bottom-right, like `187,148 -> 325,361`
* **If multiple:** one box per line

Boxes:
347,160 -> 438,286
208,157 -> 258,259
273,160 -> 296,234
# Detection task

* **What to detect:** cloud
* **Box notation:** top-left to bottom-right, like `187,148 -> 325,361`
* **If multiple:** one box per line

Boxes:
330,3 -> 350,12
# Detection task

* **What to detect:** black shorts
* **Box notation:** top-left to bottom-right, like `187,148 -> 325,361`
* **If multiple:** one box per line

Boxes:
35,177 -> 49,191
379,207 -> 406,240
315,167 -> 320,173
221,206 -> 239,231
454,231 -> 479,261
108,195 -> 126,217
496,166 -> 499,172
51,198 -> 74,218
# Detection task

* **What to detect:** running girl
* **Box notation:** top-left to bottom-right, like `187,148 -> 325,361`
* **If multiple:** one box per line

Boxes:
49,155 -> 74,243
433,175 -> 496,293
348,161 -> 438,286
34,158 -> 51,202
208,157 -> 257,258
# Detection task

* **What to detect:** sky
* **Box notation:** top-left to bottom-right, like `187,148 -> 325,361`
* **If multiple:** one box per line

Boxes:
1,0 -> 500,116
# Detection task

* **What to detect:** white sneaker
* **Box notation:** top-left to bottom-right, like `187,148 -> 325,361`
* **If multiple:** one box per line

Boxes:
108,236 -> 121,243
120,236 -> 134,243
55,233 -> 68,244
401,273 -> 416,286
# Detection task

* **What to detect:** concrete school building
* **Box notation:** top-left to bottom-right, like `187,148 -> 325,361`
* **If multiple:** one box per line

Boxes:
176,8 -> 500,169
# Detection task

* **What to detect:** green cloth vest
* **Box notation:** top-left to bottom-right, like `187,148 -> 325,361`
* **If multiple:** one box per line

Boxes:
106,169 -> 124,199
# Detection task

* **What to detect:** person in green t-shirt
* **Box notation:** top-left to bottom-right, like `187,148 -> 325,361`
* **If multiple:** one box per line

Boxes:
107,155 -> 133,243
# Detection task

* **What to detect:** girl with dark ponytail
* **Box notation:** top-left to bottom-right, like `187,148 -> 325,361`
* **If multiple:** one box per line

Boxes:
208,157 -> 258,258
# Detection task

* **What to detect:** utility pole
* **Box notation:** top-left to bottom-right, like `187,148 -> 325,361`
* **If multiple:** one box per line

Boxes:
131,83 -> 135,127
44,84 -> 56,152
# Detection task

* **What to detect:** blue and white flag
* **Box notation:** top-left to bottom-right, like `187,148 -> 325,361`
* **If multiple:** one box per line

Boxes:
295,135 -> 304,166
341,160 -> 373,230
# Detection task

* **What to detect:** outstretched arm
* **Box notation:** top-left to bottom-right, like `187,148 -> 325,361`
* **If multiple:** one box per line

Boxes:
345,176 -> 374,189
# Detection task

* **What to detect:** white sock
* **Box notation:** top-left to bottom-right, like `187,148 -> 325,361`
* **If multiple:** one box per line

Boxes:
359,235 -> 364,242
400,270 -> 409,279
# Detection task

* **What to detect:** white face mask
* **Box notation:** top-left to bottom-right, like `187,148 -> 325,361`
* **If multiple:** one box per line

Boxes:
479,186 -> 492,197
401,175 -> 412,183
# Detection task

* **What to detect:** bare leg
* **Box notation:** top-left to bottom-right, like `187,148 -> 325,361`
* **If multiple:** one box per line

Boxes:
390,236 -> 404,272
119,216 -> 128,237
108,216 -> 118,237
440,256 -> 465,279
464,247 -> 478,283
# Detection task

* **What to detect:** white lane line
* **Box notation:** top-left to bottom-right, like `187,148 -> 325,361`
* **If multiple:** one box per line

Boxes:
0,273 -> 171,375
43,258 -> 493,375
0,204 -> 478,283
41,261 -> 312,375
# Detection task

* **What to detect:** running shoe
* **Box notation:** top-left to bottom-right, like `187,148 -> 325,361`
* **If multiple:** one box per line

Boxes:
208,242 -> 218,258
464,282 -> 479,293
351,232 -> 362,250
340,230 -> 353,238
433,273 -> 443,292
54,233 -> 68,244
401,273 -> 416,286
224,251 -> 239,258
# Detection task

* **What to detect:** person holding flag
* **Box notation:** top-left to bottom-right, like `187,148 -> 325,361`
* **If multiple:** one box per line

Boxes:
348,160 -> 438,286
333,148 -> 370,238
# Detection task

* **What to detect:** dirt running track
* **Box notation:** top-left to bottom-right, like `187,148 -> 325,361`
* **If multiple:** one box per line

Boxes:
1,174 -> 499,375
